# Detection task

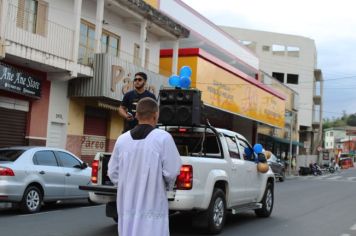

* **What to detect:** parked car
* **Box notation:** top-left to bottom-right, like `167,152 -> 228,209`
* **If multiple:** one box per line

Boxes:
267,153 -> 285,181
0,146 -> 91,213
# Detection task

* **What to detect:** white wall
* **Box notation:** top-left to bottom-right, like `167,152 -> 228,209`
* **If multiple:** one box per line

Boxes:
46,77 -> 69,148
221,27 -> 317,127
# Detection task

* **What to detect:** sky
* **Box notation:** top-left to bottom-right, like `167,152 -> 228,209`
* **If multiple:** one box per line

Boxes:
181,0 -> 356,119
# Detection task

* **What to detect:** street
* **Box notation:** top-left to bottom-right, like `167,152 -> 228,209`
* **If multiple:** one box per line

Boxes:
1,168 -> 356,236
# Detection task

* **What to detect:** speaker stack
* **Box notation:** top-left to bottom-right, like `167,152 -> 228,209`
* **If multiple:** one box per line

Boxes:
159,89 -> 202,126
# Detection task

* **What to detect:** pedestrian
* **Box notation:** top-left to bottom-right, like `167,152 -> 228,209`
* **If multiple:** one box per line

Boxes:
108,97 -> 182,236
291,156 -> 296,172
118,72 -> 156,132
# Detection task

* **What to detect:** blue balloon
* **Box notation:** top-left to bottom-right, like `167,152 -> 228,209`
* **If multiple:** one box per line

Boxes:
179,66 -> 192,77
168,75 -> 180,87
253,144 -> 263,154
179,76 -> 191,89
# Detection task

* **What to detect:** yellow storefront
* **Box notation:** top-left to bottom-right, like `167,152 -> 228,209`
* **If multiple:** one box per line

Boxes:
160,48 -> 286,142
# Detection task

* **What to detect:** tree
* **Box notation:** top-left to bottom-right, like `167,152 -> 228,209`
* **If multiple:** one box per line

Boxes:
346,114 -> 356,126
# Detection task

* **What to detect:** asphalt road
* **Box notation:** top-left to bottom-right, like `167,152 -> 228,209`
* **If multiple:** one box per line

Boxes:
1,168 -> 356,236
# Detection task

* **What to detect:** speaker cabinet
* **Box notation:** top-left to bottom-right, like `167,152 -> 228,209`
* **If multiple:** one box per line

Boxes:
159,89 -> 202,126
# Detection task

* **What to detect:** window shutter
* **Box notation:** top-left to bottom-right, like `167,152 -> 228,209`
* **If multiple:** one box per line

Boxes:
36,0 -> 48,37
16,0 -> 25,29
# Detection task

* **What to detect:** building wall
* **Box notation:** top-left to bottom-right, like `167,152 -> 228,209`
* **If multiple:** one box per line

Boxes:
81,0 -> 162,73
46,78 -> 69,148
221,27 -> 317,128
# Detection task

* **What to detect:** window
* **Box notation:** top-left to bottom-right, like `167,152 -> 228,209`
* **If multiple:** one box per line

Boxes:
330,132 -> 333,136
0,149 -> 25,162
16,0 -> 48,36
145,48 -> 150,69
56,151 -> 81,168
287,74 -> 299,84
239,40 -> 256,51
225,135 -> 240,159
170,128 -> 221,158
262,45 -> 270,51
272,72 -> 284,83
287,46 -> 300,57
134,43 -> 140,66
272,44 -> 285,56
79,20 -> 120,65
34,151 -> 58,167
79,21 -> 95,65
238,138 -> 255,161
101,32 -> 120,57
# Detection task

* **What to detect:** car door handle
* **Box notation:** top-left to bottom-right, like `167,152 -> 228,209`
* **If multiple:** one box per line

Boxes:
65,173 -> 71,177
39,171 -> 45,175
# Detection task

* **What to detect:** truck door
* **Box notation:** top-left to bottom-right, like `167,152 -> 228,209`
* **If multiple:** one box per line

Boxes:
224,135 -> 250,205
237,139 -> 259,199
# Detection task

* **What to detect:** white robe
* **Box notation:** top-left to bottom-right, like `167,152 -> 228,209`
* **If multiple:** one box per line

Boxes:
108,128 -> 182,236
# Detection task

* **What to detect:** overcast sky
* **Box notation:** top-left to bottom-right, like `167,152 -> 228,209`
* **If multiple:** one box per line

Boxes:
181,0 -> 356,119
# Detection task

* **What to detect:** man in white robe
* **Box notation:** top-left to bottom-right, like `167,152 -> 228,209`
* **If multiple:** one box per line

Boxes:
108,97 -> 182,236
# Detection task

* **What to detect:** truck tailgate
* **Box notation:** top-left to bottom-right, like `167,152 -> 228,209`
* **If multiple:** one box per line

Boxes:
79,185 -> 116,195
79,185 -> 176,200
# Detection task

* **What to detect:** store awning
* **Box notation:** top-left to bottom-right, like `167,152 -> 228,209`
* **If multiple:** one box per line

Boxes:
272,136 -> 303,147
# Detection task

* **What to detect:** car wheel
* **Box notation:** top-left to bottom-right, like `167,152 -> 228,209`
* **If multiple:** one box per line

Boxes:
206,188 -> 226,234
255,182 -> 274,217
21,186 -> 42,214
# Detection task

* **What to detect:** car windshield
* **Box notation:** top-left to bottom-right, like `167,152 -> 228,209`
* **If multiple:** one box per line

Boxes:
0,149 -> 26,161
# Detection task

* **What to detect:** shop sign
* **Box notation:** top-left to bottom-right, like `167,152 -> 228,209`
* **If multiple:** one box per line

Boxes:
0,63 -> 41,98
195,59 -> 285,128
81,135 -> 106,156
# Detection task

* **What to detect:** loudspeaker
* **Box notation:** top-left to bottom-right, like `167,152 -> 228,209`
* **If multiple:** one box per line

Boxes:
159,89 -> 202,126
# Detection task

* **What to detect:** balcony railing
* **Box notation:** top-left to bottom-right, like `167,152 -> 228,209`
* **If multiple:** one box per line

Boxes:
4,2 -> 74,61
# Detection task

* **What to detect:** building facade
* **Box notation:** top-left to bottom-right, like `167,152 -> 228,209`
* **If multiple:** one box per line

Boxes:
324,127 -> 356,157
149,0 -> 287,144
221,27 -> 324,155
0,0 -> 189,163
257,72 -> 300,160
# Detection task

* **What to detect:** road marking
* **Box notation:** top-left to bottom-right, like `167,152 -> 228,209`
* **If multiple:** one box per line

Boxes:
327,176 -> 343,180
17,205 -> 101,217
340,234 -> 350,236
350,223 -> 356,230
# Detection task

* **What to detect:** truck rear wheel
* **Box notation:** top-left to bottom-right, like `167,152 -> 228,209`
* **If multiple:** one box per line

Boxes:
206,188 -> 226,234
255,182 -> 274,217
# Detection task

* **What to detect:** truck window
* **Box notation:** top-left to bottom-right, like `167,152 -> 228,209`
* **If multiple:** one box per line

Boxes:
170,129 -> 221,158
224,135 -> 240,159
238,138 -> 256,161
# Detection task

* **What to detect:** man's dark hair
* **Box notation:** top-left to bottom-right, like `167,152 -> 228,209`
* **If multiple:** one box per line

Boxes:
135,72 -> 147,81
136,97 -> 158,120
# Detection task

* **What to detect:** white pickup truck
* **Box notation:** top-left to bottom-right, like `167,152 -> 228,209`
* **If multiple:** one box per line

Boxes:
79,125 -> 275,234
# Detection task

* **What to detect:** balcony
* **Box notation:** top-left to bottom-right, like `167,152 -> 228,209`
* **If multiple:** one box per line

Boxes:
2,2 -> 75,71
314,69 -> 323,81
313,95 -> 321,105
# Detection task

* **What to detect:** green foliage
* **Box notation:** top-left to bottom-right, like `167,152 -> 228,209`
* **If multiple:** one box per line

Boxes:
346,114 -> 356,126
323,112 -> 356,129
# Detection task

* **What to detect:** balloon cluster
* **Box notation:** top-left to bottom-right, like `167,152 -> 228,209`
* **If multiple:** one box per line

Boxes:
168,66 -> 192,89
253,144 -> 269,173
